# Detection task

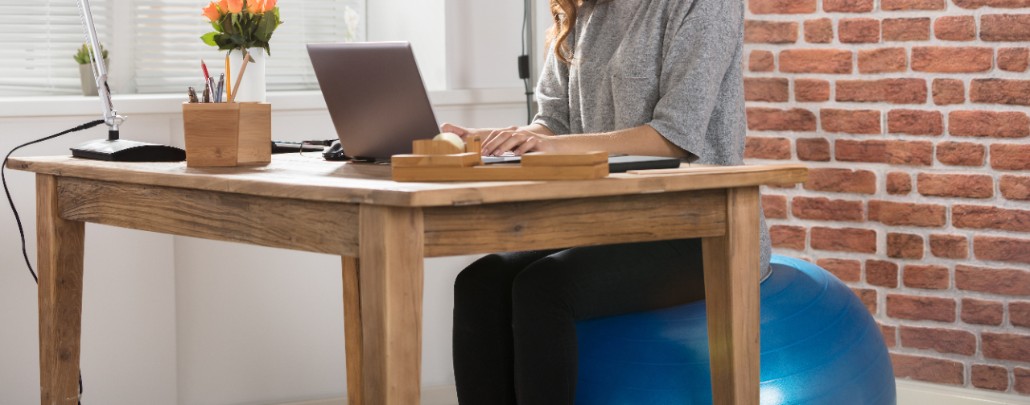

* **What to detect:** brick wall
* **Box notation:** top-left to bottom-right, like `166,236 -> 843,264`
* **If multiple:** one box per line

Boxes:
742,0 -> 1030,395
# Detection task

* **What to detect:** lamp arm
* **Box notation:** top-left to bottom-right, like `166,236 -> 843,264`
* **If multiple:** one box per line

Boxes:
76,0 -> 124,138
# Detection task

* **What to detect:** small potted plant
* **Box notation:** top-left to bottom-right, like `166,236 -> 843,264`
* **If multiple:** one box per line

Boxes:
73,43 -> 108,96
201,0 -> 282,102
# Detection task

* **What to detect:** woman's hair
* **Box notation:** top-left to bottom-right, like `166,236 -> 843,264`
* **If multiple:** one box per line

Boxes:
549,0 -> 588,64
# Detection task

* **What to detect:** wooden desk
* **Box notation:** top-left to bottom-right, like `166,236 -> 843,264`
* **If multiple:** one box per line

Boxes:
8,155 -> 806,405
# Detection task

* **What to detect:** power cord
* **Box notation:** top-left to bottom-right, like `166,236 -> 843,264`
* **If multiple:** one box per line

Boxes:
3,118 -> 105,405
519,0 -> 533,125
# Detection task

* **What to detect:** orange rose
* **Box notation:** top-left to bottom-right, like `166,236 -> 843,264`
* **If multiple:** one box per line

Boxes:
246,0 -> 264,14
218,0 -> 228,11
263,0 -> 277,12
226,0 -> 243,13
202,1 -> 220,21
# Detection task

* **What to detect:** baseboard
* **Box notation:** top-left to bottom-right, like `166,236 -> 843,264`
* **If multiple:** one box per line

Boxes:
280,380 -> 1028,405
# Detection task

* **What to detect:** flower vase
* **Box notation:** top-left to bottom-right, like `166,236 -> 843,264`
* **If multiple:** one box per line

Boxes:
79,62 -> 106,96
228,48 -> 266,102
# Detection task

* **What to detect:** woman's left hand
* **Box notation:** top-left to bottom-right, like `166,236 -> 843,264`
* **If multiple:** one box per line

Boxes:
481,128 -> 557,156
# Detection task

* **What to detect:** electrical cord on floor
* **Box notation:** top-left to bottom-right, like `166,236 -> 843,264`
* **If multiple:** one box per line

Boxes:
3,118 -> 104,405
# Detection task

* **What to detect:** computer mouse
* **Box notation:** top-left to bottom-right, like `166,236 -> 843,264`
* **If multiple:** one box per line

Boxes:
323,140 -> 349,161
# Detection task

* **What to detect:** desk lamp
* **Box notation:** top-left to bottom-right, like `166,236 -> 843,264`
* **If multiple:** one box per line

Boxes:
73,0 -> 185,161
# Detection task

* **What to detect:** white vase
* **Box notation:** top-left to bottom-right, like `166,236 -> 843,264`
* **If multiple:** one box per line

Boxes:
228,48 -> 266,102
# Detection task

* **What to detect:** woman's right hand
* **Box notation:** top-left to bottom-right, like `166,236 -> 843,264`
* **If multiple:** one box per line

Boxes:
440,123 -> 516,142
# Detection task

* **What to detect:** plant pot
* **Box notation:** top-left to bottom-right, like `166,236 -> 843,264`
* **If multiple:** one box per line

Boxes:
79,63 -> 98,96
228,48 -> 266,102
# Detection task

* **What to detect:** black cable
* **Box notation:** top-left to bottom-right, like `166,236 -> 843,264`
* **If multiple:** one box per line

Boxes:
521,0 -> 534,125
2,118 -> 104,405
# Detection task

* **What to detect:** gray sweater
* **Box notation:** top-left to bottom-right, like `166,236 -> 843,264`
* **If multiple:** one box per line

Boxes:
532,0 -> 772,279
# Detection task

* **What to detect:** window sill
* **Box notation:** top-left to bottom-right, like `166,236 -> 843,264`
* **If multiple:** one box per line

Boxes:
0,88 -> 525,119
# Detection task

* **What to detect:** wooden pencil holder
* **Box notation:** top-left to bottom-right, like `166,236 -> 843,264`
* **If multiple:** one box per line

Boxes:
182,102 -> 271,167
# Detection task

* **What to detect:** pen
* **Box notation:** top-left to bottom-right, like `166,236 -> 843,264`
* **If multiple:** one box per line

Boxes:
208,77 -> 217,102
215,73 -> 225,102
187,86 -> 199,103
201,59 -> 210,83
202,81 -> 210,103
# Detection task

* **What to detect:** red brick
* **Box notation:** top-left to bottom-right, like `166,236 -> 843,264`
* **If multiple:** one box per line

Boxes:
762,194 -> 787,219
750,0 -> 818,14
983,332 -> 1030,362
839,18 -> 880,43
745,20 -> 799,44
981,14 -> 1030,41
744,78 -> 789,102
866,259 -> 899,287
903,265 -> 950,290
817,258 -> 861,282
823,0 -> 874,12
804,18 -> 833,43
868,200 -> 946,227
992,144 -> 1030,170
954,205 -> 1030,233
936,141 -> 985,166
852,288 -> 877,314
917,173 -> 993,198
886,172 -> 911,195
811,227 -> 877,253
949,110 -> 1030,138
1019,368 -> 1030,395
887,294 -> 956,322
932,79 -> 964,105
821,109 -> 880,134
930,234 -> 968,259
749,50 -> 775,72
956,264 -> 1030,296
1001,175 -> 1030,200
883,18 -> 931,41
912,47 -> 993,72
771,225 -> 806,250
747,108 -> 817,132
796,137 -> 830,161
934,16 -> 976,41
998,47 -> 1029,72
835,139 -> 932,166
887,110 -> 941,135
888,233 -> 924,259
836,79 -> 927,104
891,354 -> 963,385
882,0 -> 946,9
962,298 -> 1004,325
794,79 -> 830,102
971,79 -> 1030,106
804,168 -> 877,194
881,324 -> 897,347
955,0 -> 1030,8
745,137 -> 791,160
791,196 -> 864,221
779,49 -> 852,74
971,364 -> 1009,391
1011,301 -> 1030,328
858,48 -> 906,73
900,326 -> 975,355
975,236 -> 1030,265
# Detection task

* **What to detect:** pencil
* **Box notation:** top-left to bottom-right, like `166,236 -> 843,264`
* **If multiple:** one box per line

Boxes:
228,50 -> 251,103
224,53 -> 232,102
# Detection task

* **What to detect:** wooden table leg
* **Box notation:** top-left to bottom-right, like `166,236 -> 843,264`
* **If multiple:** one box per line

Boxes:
342,256 -> 363,405
357,205 -> 424,404
702,186 -> 760,405
36,174 -> 86,405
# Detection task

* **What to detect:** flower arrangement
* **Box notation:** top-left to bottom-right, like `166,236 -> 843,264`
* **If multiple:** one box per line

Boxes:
73,43 -> 108,65
201,0 -> 282,55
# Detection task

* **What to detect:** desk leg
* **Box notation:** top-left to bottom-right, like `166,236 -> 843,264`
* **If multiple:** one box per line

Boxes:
702,186 -> 760,405
342,256 -> 363,405
36,174 -> 86,405
358,205 -> 424,404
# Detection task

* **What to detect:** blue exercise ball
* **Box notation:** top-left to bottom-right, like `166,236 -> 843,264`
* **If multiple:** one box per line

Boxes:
576,255 -> 895,404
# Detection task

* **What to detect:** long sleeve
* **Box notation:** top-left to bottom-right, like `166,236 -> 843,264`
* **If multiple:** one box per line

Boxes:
531,45 -> 572,135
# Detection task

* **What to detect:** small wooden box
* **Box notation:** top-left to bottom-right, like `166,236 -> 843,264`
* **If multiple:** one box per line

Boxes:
182,102 -> 271,167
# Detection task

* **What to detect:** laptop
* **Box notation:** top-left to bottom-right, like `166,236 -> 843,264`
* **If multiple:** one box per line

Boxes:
307,42 -> 438,161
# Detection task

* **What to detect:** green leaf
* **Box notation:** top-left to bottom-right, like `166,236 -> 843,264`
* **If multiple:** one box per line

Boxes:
201,32 -> 219,47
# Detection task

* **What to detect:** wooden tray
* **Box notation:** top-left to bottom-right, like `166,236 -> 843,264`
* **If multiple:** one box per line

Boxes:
391,138 -> 609,182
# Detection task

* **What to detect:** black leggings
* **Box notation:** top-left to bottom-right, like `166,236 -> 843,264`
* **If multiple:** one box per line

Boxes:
452,239 -> 707,405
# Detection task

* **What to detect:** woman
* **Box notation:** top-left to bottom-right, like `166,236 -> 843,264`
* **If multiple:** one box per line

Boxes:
446,0 -> 770,403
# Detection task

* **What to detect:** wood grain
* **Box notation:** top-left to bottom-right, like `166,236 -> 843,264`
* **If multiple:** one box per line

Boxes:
342,256 -> 363,405
182,102 -> 270,167
358,205 -> 424,404
520,151 -> 606,166
36,174 -> 85,405
57,177 -> 359,255
702,187 -> 761,405
390,152 -> 481,168
392,162 -> 608,182
6,155 -> 807,207
423,189 -> 726,257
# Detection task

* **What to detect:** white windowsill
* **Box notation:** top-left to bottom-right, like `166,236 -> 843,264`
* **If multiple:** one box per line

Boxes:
0,87 -> 526,119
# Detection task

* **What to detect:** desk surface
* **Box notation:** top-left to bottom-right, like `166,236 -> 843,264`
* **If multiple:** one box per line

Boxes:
7,154 -> 807,207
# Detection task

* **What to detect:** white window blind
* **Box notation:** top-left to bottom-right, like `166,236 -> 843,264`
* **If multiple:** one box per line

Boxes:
0,0 -> 109,96
0,0 -> 363,96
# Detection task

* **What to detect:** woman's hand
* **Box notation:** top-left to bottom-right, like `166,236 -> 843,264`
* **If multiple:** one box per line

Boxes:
481,127 -> 556,156
439,123 -> 506,143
